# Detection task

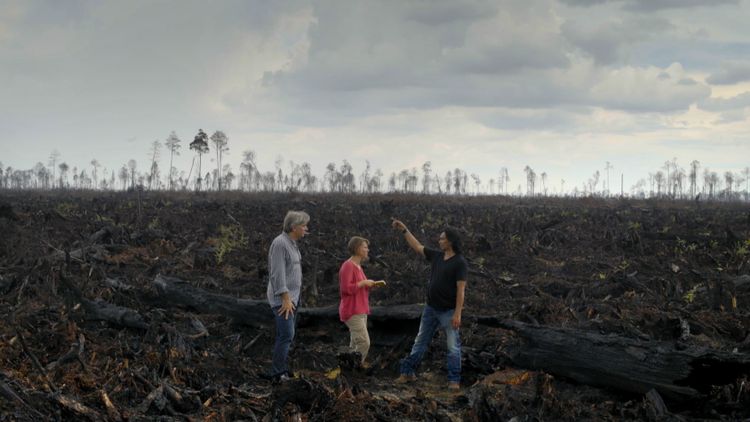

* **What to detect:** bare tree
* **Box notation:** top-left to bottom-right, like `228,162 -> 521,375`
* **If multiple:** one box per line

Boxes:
58,162 -> 69,189
589,170 -> 600,196
541,172 -> 548,196
654,171 -> 664,197
240,150 -> 256,191
49,150 -> 61,186
148,140 -> 161,190
523,166 -> 536,196
724,171 -> 734,198
340,160 -> 355,193
422,161 -> 432,194
604,161 -> 613,196
90,159 -> 100,189
689,160 -> 700,198
471,173 -> 481,195
164,131 -> 181,190
127,159 -> 137,189
360,160 -> 371,193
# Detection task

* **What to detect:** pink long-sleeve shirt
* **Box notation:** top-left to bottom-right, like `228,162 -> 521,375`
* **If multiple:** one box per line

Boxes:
338,259 -> 370,322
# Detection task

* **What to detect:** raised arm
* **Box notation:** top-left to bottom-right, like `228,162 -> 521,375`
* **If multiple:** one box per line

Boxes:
391,218 -> 425,257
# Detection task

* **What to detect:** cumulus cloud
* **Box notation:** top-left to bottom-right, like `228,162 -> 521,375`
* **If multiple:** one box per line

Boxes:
707,61 -> 750,85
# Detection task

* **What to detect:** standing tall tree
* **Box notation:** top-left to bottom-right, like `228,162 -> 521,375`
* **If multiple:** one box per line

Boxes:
724,171 -> 734,198
58,162 -> 69,189
164,131 -> 181,190
190,129 -> 209,190
148,140 -> 161,190
127,159 -> 138,189
604,161 -> 613,196
471,174 -> 481,195
240,150 -> 257,191
689,160 -> 700,198
90,159 -> 100,189
210,130 -> 229,190
524,166 -> 536,196
49,150 -> 61,186
422,161 -> 432,194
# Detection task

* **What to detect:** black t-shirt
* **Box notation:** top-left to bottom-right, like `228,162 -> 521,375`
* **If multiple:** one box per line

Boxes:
424,247 -> 468,310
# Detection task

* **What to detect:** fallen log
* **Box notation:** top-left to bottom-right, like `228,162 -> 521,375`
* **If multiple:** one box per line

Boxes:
53,393 -> 105,422
489,319 -> 750,401
152,274 -> 423,325
152,274 -> 271,326
80,298 -> 149,330
59,271 -> 148,330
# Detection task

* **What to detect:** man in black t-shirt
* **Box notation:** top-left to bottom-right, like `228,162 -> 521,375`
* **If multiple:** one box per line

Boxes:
391,217 -> 468,390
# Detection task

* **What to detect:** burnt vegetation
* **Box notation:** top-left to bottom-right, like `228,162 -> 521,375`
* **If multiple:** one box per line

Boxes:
1,190 -> 749,421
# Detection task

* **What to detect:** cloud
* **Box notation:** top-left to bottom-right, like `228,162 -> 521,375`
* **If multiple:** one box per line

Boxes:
588,63 -> 710,112
707,61 -> 750,85
560,0 -> 738,11
561,16 -> 670,65
698,92 -> 750,112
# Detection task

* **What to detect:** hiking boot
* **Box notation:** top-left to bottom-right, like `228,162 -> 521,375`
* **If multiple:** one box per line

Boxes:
395,374 -> 417,384
448,381 -> 461,390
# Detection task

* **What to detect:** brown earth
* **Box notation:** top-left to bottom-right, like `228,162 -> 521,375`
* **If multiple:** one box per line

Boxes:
0,190 -> 749,421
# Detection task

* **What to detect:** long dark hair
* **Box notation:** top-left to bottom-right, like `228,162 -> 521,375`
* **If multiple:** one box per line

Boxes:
444,227 -> 463,255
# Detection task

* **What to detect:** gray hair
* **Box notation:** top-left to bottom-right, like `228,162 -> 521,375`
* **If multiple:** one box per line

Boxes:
283,210 -> 310,233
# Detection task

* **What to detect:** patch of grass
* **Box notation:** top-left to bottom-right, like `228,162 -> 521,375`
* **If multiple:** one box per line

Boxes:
214,224 -> 248,265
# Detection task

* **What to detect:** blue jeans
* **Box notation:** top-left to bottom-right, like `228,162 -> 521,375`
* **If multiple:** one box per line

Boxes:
271,306 -> 296,377
400,305 -> 461,382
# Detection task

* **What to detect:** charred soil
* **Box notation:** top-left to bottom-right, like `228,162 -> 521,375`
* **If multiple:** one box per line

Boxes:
1,191 -> 749,421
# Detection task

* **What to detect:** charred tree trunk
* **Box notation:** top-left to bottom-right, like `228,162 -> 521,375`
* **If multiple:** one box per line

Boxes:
152,274 -> 271,326
486,319 -> 750,401
151,274 -> 423,325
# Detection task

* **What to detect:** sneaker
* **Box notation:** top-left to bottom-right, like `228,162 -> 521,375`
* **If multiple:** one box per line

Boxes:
272,372 -> 293,384
395,374 -> 417,384
448,381 -> 460,390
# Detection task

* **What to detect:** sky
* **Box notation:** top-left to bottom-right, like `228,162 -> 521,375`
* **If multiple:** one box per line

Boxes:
1,0 -> 749,194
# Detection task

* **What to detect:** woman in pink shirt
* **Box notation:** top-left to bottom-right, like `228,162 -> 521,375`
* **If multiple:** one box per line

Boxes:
339,236 -> 385,367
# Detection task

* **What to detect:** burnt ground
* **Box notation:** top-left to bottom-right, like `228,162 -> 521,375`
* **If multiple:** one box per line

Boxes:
0,191 -> 749,421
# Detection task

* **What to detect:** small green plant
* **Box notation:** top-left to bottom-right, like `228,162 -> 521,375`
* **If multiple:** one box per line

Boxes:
215,224 -> 248,265
148,217 -> 160,230
55,202 -> 78,217
735,240 -> 750,257
509,234 -> 522,246
683,283 -> 702,304
627,221 -> 641,231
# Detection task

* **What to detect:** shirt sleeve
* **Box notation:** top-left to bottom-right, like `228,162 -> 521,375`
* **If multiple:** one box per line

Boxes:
457,257 -> 468,281
268,241 -> 288,296
423,247 -> 439,263
339,261 -> 359,297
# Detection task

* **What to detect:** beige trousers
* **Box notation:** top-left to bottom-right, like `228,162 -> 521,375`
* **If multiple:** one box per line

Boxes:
344,314 -> 370,363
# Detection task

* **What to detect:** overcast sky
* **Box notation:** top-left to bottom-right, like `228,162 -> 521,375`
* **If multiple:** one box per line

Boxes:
2,0 -> 749,193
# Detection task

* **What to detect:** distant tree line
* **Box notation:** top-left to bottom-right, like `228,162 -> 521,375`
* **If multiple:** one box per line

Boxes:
1,132 -> 748,201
